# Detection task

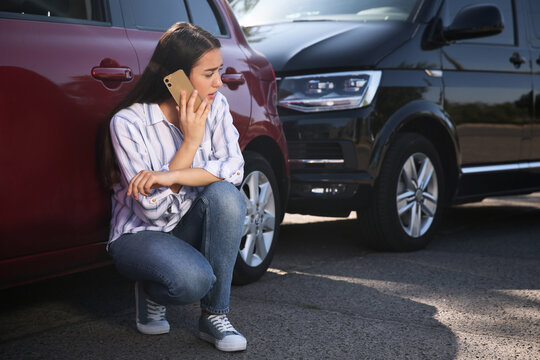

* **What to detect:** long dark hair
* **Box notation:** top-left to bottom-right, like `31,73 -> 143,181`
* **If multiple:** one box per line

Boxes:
98,22 -> 221,189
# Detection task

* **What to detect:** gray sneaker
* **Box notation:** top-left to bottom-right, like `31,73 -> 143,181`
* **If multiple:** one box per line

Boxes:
199,314 -> 247,352
135,281 -> 170,335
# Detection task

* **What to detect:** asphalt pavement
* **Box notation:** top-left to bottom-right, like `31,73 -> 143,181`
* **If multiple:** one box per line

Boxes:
1,194 -> 539,359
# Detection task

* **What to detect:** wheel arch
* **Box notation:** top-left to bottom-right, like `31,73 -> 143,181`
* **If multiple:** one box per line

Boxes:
370,100 -> 460,203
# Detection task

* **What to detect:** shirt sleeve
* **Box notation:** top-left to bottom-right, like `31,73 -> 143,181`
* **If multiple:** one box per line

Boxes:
199,97 -> 245,186
110,112 -> 183,224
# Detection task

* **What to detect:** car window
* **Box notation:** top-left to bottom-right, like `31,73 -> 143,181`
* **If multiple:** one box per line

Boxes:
446,0 -> 515,46
186,0 -> 227,36
131,0 -> 189,31
0,0 -> 107,22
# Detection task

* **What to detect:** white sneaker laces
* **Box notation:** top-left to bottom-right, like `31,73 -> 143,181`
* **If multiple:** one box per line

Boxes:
146,299 -> 166,321
208,314 -> 237,333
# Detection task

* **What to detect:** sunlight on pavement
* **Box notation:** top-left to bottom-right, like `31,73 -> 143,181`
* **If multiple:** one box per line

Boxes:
282,213 -> 356,225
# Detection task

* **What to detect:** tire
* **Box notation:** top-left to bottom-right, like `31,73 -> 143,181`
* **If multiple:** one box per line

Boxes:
233,151 -> 281,285
358,133 -> 445,251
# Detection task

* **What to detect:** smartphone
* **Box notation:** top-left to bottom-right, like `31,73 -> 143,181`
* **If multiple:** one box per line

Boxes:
163,69 -> 202,110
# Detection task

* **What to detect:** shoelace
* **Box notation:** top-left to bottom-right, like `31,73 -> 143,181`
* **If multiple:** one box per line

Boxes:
207,314 -> 237,333
146,299 -> 166,321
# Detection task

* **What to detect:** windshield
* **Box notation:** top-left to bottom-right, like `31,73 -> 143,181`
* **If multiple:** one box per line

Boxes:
229,0 -> 422,27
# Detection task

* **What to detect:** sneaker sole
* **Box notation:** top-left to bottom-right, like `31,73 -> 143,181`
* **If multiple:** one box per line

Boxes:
137,322 -> 170,335
199,332 -> 247,352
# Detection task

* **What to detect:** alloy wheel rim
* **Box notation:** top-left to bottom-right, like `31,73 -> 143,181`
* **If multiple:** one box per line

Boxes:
240,170 -> 276,267
396,152 -> 438,238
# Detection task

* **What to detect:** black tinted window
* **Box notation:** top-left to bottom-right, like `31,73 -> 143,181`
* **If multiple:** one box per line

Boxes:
446,0 -> 514,45
187,0 -> 227,36
132,0 -> 189,31
0,0 -> 107,22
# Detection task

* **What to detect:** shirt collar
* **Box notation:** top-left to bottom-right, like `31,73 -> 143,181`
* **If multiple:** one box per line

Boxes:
144,103 -> 168,126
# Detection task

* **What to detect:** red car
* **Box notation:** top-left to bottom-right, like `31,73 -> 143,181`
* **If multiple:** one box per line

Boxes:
0,0 -> 289,289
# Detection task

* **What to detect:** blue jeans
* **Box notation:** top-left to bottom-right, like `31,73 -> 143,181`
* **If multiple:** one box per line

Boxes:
108,181 -> 245,314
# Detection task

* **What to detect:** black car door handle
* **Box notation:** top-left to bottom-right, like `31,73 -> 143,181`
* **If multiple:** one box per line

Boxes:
509,52 -> 526,67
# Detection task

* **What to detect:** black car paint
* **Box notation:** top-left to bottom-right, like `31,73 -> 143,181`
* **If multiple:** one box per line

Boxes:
245,21 -> 416,74
244,0 -> 540,216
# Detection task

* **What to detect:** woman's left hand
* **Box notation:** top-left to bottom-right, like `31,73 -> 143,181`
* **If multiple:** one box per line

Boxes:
127,170 -> 177,200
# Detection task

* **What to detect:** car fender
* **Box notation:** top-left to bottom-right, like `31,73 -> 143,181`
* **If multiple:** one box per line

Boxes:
369,100 -> 461,177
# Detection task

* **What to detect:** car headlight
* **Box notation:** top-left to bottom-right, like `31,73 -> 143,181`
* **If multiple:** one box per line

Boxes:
278,71 -> 381,112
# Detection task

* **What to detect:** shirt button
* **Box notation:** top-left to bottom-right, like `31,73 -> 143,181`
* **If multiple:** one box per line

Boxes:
236,171 -> 241,176
152,198 -> 157,203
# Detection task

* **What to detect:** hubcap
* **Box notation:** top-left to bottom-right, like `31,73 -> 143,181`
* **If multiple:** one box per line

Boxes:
240,170 -> 276,267
396,152 -> 438,238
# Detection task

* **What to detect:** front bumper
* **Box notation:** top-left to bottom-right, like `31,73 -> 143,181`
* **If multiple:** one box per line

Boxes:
280,107 -> 376,215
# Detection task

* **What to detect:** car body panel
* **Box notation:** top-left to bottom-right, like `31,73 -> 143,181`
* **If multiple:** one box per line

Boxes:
0,19 -> 137,261
524,0 -> 540,160
441,0 -> 531,167
244,21 -> 416,74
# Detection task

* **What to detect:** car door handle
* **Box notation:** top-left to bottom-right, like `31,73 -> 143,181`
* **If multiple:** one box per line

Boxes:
221,73 -> 245,85
92,66 -> 133,81
509,52 -> 526,68
221,67 -> 245,89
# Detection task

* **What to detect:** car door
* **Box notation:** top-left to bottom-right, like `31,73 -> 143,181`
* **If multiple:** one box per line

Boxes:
0,0 -> 139,266
119,0 -> 252,137
441,0 -> 532,170
526,0 -> 540,161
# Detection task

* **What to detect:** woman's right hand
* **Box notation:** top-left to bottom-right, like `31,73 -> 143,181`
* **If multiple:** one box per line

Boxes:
127,170 -> 177,200
178,90 -> 211,147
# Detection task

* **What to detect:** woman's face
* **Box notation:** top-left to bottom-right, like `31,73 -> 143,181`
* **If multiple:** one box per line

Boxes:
189,48 -> 223,105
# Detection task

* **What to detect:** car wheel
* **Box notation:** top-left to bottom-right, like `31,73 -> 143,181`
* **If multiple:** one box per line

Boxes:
233,151 -> 281,284
358,133 -> 444,251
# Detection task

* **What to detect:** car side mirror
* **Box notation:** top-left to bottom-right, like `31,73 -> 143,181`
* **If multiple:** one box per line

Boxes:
443,4 -> 503,42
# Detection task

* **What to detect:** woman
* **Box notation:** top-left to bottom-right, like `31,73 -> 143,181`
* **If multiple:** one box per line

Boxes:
101,22 -> 247,352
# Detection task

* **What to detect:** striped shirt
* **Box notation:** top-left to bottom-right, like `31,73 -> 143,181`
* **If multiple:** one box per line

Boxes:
108,92 -> 244,244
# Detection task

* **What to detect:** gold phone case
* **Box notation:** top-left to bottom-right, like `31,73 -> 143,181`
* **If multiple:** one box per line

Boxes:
163,69 -> 202,110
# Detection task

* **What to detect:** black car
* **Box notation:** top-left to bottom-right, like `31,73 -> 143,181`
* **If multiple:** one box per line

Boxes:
229,0 -> 540,251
